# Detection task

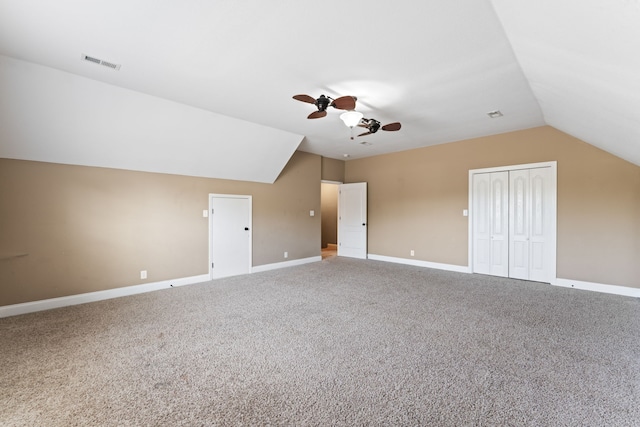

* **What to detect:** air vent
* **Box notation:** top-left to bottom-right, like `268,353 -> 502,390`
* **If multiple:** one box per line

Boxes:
487,110 -> 503,118
81,54 -> 121,71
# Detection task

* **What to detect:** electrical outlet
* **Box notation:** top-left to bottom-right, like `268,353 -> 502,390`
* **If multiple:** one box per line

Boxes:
410,250 -> 415,257
284,252 -> 288,259
140,270 -> 147,279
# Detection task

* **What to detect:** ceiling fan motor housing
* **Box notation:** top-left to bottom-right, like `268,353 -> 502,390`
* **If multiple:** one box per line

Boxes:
315,95 -> 330,112
368,119 -> 381,133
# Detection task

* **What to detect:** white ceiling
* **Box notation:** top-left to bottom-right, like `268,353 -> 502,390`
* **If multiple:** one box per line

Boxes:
0,0 -> 638,183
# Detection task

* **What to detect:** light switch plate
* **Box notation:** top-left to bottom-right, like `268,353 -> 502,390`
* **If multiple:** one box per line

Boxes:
310,210 -> 315,217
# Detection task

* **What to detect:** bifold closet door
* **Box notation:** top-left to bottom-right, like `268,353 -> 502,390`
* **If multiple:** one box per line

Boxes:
509,167 -> 553,282
472,171 -> 509,277
473,166 -> 554,282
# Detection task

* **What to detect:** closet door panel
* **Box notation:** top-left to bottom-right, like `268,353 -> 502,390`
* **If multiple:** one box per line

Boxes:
528,167 -> 553,282
472,174 -> 491,274
509,170 -> 530,280
490,172 -> 509,277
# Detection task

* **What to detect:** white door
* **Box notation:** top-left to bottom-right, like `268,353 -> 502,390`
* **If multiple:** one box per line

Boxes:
508,167 -> 555,281
513,167 -> 554,282
471,163 -> 556,283
472,172 -> 509,277
509,169 -> 530,280
210,195 -> 252,279
338,182 -> 367,259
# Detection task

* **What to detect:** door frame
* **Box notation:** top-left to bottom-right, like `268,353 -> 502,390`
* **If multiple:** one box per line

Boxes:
321,180 -> 342,251
468,161 -> 557,282
208,193 -> 252,279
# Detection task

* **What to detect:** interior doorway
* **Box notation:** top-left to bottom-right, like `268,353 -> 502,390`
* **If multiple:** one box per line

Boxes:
321,182 -> 339,259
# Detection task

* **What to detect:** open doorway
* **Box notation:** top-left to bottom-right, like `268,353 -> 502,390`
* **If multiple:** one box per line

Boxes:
321,182 -> 339,259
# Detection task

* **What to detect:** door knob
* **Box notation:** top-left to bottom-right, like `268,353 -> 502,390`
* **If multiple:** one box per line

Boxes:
244,227 -> 249,231
362,223 -> 366,226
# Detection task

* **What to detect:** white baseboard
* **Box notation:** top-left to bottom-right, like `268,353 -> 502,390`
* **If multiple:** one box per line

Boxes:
0,274 -> 210,318
368,254 -> 472,274
4,262 -> 635,319
369,255 -> 639,299
553,278 -> 640,298
252,256 -> 322,273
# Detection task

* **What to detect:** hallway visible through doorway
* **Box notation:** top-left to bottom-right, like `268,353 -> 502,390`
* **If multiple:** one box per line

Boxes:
321,243 -> 337,259
321,182 -> 339,257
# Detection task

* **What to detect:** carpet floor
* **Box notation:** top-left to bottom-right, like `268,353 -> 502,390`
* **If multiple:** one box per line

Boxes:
1,257 -> 639,426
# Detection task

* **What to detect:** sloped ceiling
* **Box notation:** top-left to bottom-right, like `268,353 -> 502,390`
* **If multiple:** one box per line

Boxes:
0,1 -> 638,184
491,0 -> 640,167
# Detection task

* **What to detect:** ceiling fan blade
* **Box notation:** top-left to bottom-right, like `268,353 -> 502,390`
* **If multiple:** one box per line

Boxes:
293,94 -> 317,104
307,110 -> 327,119
382,122 -> 401,131
331,96 -> 356,110
358,131 -> 373,137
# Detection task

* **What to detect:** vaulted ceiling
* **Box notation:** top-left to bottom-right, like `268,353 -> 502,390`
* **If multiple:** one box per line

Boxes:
0,1 -> 638,183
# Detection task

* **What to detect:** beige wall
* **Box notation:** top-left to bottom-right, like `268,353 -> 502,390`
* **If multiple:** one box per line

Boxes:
3,126 -> 639,306
321,157 -> 345,182
0,151 -> 321,306
345,126 -> 640,289
321,183 -> 338,248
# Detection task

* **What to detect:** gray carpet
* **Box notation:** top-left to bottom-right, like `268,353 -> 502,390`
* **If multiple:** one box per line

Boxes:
1,257 -> 639,426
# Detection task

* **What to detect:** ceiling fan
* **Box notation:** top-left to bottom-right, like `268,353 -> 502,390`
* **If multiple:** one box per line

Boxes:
357,118 -> 402,137
292,94 -> 356,119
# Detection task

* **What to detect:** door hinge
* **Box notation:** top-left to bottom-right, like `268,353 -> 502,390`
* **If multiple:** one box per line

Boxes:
211,208 -> 214,214
211,262 -> 214,269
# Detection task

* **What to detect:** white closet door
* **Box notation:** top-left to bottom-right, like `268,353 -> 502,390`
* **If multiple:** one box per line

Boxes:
509,167 -> 553,281
472,163 -> 556,283
528,167 -> 553,282
473,171 -> 509,277
210,195 -> 252,279
509,169 -> 530,280
472,173 -> 491,275
490,171 -> 509,277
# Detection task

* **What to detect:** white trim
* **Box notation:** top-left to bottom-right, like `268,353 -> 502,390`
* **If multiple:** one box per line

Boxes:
0,274 -> 210,318
251,256 -> 321,273
469,161 -> 558,175
367,255 -> 638,298
321,180 -> 343,184
553,278 -> 640,298
368,254 -> 472,274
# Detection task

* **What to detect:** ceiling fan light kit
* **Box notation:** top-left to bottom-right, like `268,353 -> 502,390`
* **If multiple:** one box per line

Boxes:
340,110 -> 364,128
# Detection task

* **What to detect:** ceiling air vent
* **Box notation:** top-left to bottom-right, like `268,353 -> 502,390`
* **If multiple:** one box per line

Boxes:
81,54 -> 121,71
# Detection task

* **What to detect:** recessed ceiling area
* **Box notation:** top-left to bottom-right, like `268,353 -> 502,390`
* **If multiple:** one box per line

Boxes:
0,0 -> 638,183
